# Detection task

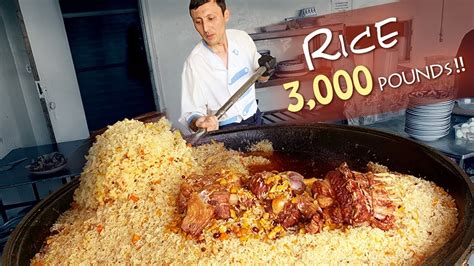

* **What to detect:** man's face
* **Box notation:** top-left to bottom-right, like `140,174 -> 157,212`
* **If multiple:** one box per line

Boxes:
190,1 -> 229,48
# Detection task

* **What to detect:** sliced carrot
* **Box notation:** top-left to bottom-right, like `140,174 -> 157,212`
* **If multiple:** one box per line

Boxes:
150,179 -> 161,185
96,224 -> 103,234
131,233 -> 141,244
129,193 -> 139,202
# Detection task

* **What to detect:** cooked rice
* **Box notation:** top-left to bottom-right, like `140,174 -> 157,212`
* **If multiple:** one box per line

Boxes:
248,139 -> 273,153
31,119 -> 458,265
74,118 -> 196,209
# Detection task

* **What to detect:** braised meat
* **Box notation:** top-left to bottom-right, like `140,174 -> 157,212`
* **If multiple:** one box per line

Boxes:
176,162 -> 396,239
295,192 -> 320,219
312,179 -> 335,208
180,193 -> 215,236
208,191 -> 231,220
177,182 -> 194,213
314,163 -> 395,230
305,213 -> 324,234
276,203 -> 302,228
245,172 -> 271,199
370,172 -> 396,230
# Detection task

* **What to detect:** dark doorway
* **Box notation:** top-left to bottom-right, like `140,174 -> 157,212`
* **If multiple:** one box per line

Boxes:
59,0 -> 157,132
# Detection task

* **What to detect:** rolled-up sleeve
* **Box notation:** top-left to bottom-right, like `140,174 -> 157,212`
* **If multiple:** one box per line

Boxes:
179,60 -> 207,129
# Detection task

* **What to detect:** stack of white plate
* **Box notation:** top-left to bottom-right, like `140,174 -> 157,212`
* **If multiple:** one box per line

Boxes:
405,100 -> 454,141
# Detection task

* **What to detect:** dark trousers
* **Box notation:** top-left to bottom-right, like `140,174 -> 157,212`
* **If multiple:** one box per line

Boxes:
219,108 -> 263,130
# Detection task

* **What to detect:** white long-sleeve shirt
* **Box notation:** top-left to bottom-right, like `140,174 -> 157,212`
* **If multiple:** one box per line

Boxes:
179,29 -> 261,130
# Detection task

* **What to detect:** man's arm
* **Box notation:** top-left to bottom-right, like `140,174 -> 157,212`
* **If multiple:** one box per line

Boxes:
180,61 -> 208,131
180,60 -> 220,132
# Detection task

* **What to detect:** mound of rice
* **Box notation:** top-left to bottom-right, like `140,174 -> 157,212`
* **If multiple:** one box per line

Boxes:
31,118 -> 458,265
74,118 -> 196,209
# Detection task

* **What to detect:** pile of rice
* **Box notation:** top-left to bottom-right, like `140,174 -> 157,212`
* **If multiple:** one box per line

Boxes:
31,118 -> 458,265
74,119 -> 196,209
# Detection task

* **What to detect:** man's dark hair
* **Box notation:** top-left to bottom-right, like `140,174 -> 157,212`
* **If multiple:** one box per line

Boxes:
189,0 -> 226,15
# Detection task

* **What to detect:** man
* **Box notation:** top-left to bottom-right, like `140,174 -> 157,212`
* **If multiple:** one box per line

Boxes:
179,0 -> 275,132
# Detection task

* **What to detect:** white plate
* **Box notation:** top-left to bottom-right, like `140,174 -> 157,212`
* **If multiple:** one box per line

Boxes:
406,112 -> 452,119
405,123 -> 451,130
405,119 -> 451,126
405,127 -> 450,136
409,104 -> 454,111
406,109 -> 452,118
405,122 -> 451,130
405,125 -> 450,133
407,131 -> 449,141
405,116 -> 451,123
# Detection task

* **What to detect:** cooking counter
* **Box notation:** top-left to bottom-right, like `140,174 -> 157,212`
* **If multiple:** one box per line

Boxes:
0,139 -> 91,222
363,114 -> 474,171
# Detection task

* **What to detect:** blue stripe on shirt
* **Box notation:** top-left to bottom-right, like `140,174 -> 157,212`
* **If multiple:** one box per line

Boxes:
242,100 -> 255,116
187,113 -> 202,124
229,67 -> 249,85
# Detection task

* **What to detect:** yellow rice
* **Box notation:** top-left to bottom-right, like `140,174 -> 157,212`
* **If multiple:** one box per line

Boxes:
31,118 -> 458,265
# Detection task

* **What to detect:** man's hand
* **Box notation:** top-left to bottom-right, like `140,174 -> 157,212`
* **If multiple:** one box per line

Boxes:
258,55 -> 277,77
193,115 -> 219,131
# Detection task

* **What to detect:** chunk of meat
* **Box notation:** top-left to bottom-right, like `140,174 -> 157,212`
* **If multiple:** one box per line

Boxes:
370,173 -> 396,230
208,191 -> 231,220
305,213 -> 324,234
326,168 -> 354,224
350,172 -> 373,225
312,179 -> 334,208
323,163 -> 395,230
245,172 -> 271,199
295,193 -> 320,219
322,206 -> 343,225
177,182 -> 195,213
181,193 -> 215,236
327,163 -> 373,225
276,203 -> 302,228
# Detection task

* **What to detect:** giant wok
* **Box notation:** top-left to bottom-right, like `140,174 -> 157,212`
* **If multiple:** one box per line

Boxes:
2,124 -> 473,265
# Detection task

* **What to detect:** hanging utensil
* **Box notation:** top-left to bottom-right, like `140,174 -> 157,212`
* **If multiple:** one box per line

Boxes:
0,157 -> 28,172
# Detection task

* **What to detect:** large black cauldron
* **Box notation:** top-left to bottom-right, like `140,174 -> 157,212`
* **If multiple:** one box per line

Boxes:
2,124 -> 473,265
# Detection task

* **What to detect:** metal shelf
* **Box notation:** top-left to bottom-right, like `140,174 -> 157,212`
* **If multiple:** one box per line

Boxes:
251,23 -> 343,89
249,24 -> 344,41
